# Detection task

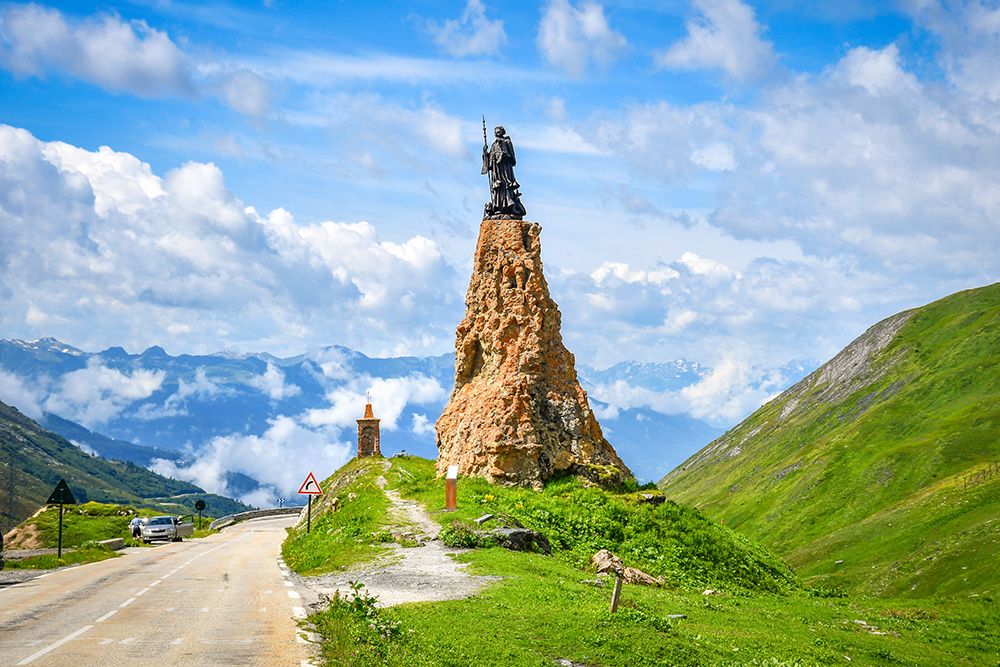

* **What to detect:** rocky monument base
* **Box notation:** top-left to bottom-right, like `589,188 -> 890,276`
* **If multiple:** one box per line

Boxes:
435,219 -> 631,490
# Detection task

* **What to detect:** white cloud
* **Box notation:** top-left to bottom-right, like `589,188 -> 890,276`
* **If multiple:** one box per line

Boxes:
41,359 -> 165,426
303,374 -> 447,431
151,415 -> 352,506
654,0 -> 776,82
249,363 -> 301,401
425,0 -> 507,57
0,4 -> 192,97
0,370 -> 45,421
0,124 -> 463,358
537,0 -> 627,76
0,4 -> 272,116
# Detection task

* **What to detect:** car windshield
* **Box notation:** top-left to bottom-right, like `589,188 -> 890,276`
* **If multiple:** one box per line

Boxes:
148,517 -> 173,525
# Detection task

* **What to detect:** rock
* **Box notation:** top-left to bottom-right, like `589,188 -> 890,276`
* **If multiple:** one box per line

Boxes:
702,589 -> 718,596
590,549 -> 624,576
473,513 -> 495,525
639,493 -> 666,506
485,527 -> 552,555
435,219 -> 631,490
623,567 -> 665,587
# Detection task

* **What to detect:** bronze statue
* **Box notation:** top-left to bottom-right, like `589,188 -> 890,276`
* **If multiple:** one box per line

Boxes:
482,120 -> 526,220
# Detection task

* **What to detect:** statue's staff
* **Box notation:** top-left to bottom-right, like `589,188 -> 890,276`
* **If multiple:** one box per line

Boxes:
482,115 -> 490,178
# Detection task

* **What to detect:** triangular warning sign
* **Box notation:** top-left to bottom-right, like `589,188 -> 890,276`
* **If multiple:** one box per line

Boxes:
298,472 -> 322,495
46,479 -> 77,505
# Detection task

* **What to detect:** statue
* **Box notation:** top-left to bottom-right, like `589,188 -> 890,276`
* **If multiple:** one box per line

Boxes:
482,120 -> 526,220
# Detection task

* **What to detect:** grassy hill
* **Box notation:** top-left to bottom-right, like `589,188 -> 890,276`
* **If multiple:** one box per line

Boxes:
659,283 -> 1000,598
288,456 -> 999,667
0,400 -> 251,530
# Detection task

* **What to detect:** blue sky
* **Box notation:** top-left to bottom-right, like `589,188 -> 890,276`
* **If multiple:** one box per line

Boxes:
1,0 -> 999,426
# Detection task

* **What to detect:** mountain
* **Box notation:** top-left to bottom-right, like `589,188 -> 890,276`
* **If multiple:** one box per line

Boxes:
659,283 -> 1000,598
0,338 -> 739,493
0,399 -> 251,532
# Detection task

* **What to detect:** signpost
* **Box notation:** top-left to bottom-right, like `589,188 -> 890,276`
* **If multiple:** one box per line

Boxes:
298,472 -> 322,533
195,499 -> 206,530
46,479 -> 77,559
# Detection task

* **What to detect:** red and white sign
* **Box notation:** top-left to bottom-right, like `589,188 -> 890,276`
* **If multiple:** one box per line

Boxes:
298,472 -> 323,495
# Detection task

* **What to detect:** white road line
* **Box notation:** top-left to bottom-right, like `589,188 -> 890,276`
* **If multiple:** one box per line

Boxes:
171,638 -> 185,645
201,607 -> 210,612
287,590 -> 301,599
291,606 -> 306,619
119,597 -> 136,608
95,610 -> 118,623
135,587 -> 151,597
16,625 -> 93,665
150,579 -> 162,586
284,580 -> 294,587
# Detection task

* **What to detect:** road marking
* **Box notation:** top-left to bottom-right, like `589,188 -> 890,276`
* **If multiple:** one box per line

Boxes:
201,607 -> 210,612
16,625 -> 93,665
95,610 -> 118,623
135,587 -> 151,596
120,638 -> 136,645
284,580 -> 294,587
291,606 -> 307,619
287,590 -> 301,599
171,638 -> 185,645
150,579 -> 162,586
119,597 -> 136,608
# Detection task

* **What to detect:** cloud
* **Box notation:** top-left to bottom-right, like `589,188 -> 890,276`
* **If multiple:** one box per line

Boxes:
0,4 -> 193,97
249,363 -> 301,401
151,415 -> 352,506
0,4 -> 271,116
0,124 -> 463,357
41,359 -> 165,426
654,0 -> 776,82
0,370 -> 45,421
537,0 -> 627,76
303,374 -> 448,431
425,0 -> 507,57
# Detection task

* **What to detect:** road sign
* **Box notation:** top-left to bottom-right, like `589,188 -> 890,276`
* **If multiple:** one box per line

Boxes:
298,472 -> 322,495
194,500 -> 206,511
45,479 -> 76,559
46,479 -> 77,505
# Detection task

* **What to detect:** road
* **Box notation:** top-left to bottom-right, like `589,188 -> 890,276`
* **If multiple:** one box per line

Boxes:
0,516 -> 318,666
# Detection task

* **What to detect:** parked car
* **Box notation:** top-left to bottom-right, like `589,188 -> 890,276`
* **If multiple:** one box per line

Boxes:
140,515 -> 194,543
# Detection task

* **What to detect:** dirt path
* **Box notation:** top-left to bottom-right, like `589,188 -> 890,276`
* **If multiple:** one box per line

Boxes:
300,469 -> 501,607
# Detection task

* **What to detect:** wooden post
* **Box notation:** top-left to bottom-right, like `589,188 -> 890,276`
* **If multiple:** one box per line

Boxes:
609,574 -> 623,613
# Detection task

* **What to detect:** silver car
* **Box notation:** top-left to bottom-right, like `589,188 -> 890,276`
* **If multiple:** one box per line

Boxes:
140,515 -> 194,543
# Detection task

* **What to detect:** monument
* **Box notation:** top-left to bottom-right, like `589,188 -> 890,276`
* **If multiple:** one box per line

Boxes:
435,124 -> 631,489
357,401 -> 381,458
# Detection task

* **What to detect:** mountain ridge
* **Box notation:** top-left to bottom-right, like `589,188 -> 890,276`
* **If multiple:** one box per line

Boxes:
659,283 -> 1000,597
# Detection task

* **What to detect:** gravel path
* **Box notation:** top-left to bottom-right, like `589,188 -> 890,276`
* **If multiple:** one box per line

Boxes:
300,479 -> 501,607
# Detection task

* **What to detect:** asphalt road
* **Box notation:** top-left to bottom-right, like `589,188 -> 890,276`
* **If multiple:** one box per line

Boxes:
0,516 -> 318,666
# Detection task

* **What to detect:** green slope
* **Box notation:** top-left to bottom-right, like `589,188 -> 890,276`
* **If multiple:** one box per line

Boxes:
0,400 -> 250,529
659,283 -> 1000,598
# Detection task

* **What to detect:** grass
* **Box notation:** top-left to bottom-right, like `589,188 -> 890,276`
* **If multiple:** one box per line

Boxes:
281,457 -> 394,575
3,543 -> 120,569
304,455 -> 1000,665
313,535 -> 999,667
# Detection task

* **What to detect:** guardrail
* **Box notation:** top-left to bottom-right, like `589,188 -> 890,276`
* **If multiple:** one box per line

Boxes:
209,507 -> 304,531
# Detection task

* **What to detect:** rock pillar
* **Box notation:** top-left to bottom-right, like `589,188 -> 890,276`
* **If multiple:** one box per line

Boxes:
435,219 -> 631,489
